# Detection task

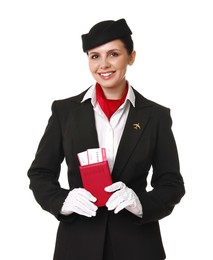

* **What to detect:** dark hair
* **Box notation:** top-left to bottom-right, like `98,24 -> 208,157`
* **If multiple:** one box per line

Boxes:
120,35 -> 134,55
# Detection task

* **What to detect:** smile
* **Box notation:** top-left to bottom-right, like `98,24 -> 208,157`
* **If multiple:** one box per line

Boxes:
98,71 -> 115,80
99,72 -> 114,78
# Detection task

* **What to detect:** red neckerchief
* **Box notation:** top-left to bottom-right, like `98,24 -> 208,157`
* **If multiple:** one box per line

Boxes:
96,83 -> 128,120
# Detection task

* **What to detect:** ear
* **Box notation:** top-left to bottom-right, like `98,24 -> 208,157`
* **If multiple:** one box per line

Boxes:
128,50 -> 136,65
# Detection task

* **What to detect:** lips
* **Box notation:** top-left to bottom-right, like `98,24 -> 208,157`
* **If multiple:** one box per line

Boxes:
98,71 -> 114,79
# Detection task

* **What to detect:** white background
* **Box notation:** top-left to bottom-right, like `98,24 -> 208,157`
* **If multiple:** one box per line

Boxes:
0,0 -> 213,259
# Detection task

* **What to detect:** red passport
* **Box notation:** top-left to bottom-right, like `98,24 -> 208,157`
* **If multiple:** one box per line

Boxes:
79,161 -> 112,207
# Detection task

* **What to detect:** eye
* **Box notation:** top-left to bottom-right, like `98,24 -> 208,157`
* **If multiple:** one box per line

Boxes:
90,54 -> 99,60
110,51 -> 119,57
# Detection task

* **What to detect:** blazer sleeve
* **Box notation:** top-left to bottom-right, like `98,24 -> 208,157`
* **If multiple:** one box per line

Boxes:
140,108 -> 185,224
27,101 -> 70,219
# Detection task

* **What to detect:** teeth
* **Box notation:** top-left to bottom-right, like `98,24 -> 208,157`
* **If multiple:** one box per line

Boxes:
100,72 -> 112,77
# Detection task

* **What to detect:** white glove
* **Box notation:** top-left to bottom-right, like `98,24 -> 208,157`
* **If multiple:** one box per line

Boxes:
60,188 -> 98,217
105,181 -> 142,217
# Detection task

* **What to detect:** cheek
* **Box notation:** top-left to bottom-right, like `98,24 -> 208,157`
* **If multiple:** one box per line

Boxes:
88,60 -> 92,69
89,62 -> 97,73
116,63 -> 128,75
113,58 -> 129,70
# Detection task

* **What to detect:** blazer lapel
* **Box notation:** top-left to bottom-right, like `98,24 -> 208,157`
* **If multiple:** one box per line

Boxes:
112,95 -> 151,180
74,100 -> 99,151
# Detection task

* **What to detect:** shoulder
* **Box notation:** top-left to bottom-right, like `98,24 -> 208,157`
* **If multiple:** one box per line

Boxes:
132,87 -> 173,127
133,87 -> 170,116
55,89 -> 88,105
48,88 -> 92,124
51,88 -> 90,111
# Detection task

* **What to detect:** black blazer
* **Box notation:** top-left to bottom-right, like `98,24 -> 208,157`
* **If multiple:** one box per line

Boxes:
28,87 -> 185,260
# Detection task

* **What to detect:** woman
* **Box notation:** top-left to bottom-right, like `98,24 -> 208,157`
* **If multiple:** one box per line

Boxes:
28,18 -> 185,260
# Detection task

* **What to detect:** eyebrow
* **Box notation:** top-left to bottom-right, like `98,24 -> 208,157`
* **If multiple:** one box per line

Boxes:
88,48 -> 121,55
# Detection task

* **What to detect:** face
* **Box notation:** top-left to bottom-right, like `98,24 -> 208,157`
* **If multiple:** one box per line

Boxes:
88,39 -> 136,96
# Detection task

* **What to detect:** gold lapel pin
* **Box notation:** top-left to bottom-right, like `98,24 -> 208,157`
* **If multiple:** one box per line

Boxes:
133,123 -> 141,130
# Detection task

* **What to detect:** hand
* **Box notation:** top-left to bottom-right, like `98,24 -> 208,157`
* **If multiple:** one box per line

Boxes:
60,188 -> 98,217
105,181 -> 142,217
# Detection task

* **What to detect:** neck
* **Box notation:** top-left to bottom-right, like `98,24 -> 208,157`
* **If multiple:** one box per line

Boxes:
96,82 -> 128,120
99,81 -> 127,100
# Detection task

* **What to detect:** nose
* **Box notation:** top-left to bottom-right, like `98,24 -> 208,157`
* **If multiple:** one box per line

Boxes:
100,57 -> 110,69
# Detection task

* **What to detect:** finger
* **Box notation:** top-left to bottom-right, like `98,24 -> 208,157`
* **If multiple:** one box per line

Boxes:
77,195 -> 98,212
106,199 -> 119,211
79,188 -> 97,202
105,181 -> 125,192
106,191 -> 125,210
106,186 -> 128,205
73,206 -> 96,217
114,199 -> 134,214
75,201 -> 97,217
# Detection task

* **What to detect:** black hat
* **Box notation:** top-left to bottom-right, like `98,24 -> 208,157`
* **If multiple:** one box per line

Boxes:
81,18 -> 132,52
